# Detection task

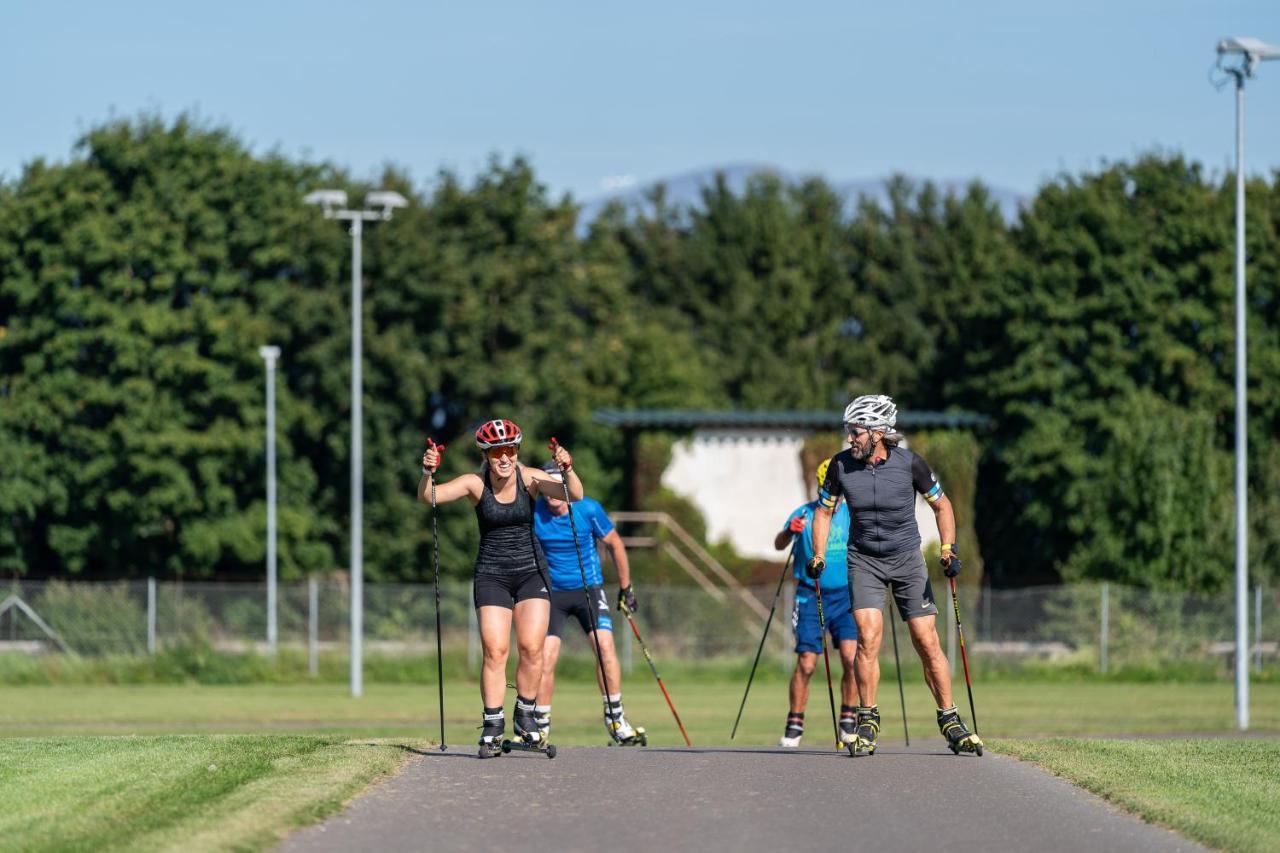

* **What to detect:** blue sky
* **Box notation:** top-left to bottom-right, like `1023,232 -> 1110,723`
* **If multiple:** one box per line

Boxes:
3,1 -> 1278,200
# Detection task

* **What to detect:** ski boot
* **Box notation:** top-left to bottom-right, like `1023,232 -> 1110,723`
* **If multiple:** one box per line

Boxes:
847,705 -> 880,756
534,706 -> 551,743
937,707 -> 984,756
839,706 -> 858,747
502,696 -> 557,758
477,707 -> 505,759
778,712 -> 804,748
604,709 -> 648,746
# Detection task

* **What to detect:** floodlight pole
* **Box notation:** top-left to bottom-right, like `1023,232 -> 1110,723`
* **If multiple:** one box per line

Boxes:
259,345 -> 281,657
1216,36 -> 1278,730
307,195 -> 402,699
1230,67 -> 1249,732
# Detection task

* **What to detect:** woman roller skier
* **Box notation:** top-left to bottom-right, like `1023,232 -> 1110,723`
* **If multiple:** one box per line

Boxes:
419,419 -> 582,758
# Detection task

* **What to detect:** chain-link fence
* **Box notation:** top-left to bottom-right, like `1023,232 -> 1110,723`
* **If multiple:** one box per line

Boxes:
0,580 -> 1275,675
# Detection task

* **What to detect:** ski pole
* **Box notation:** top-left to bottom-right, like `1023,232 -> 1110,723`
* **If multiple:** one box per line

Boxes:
730,547 -> 794,740
549,438 -> 621,738
814,578 -> 841,751
949,575 -> 979,735
427,438 -> 447,751
619,601 -> 693,746
886,593 -> 909,746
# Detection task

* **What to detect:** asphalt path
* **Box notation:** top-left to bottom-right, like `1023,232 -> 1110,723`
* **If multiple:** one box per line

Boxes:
281,742 -> 1203,853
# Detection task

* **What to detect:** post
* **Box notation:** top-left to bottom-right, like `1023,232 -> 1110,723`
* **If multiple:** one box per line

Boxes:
349,217 -> 364,699
259,345 -> 281,657
147,577 -> 156,655
309,576 -> 319,678
1256,584 -> 1264,675
1100,582 -> 1110,675
1232,72 -> 1250,730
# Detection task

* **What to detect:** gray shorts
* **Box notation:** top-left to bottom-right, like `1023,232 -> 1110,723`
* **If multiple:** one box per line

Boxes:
848,548 -> 939,621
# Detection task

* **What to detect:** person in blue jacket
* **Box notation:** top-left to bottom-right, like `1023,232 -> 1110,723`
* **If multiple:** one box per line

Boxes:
773,457 -> 858,747
533,461 -> 645,745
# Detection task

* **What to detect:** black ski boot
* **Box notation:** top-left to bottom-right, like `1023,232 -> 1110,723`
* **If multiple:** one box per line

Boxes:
778,712 -> 805,748
847,705 -> 880,756
839,705 -> 858,747
513,696 -> 544,745
477,707 -> 505,759
937,706 -> 984,756
502,695 -> 557,758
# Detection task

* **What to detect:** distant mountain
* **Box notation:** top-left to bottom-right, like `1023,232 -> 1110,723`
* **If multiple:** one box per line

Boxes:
575,163 -> 1026,230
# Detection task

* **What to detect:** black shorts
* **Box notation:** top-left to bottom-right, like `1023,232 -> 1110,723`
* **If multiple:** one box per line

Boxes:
547,586 -> 614,638
473,571 -> 550,610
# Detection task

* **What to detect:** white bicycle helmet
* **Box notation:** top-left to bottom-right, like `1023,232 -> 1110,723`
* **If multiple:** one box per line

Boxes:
843,394 -> 897,429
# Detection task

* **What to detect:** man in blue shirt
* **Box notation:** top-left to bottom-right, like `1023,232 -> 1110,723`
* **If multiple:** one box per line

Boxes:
533,461 -> 645,745
773,457 -> 858,748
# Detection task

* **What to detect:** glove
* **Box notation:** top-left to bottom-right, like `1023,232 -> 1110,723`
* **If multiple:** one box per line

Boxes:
617,585 -> 638,614
805,557 -> 825,580
942,550 -> 962,578
788,516 -> 806,534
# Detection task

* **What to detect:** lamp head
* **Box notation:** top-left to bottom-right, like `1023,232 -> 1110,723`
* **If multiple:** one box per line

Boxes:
302,189 -> 348,214
365,190 -> 408,219
1218,36 -> 1280,77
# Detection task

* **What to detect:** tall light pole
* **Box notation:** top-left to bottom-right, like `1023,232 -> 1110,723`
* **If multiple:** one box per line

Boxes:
304,188 -> 408,698
1216,36 -> 1279,731
259,345 -> 281,657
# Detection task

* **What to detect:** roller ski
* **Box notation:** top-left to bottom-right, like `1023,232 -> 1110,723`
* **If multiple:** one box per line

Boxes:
501,696 -> 557,759
938,706 -> 984,756
477,707 -> 505,759
846,705 -> 880,756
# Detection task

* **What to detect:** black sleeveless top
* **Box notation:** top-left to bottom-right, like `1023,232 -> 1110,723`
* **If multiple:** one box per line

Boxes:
474,466 -> 547,576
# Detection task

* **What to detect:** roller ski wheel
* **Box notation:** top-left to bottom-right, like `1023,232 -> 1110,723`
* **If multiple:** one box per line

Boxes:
938,708 -> 984,757
848,705 -> 880,757
478,739 -> 504,759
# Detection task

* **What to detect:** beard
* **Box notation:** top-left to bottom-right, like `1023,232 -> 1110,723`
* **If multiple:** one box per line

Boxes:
850,441 -> 874,461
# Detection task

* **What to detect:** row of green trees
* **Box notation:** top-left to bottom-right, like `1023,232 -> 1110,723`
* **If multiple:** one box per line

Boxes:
2,116 -> 1277,590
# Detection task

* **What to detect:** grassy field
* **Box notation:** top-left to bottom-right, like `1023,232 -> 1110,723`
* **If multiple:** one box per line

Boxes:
1,678 -> 1276,852
0,735 -> 412,852
998,739 -> 1280,853
1,678 -> 1276,745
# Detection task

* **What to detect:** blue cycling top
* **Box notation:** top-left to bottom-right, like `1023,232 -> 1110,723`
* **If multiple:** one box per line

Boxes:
532,497 -> 615,590
785,500 -> 850,588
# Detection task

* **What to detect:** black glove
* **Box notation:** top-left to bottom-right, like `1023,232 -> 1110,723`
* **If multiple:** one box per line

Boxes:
805,557 -> 825,580
942,551 -> 962,578
617,585 -> 638,614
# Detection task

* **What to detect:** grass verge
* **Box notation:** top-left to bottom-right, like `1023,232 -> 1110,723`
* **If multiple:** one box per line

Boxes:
0,735 -> 413,852
997,738 -> 1280,853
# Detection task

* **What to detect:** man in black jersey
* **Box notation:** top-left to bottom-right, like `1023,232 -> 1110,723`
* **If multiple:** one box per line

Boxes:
808,394 -> 982,756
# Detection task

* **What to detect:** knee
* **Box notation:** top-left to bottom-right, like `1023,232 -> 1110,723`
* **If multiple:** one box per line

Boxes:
796,655 -> 817,677
482,644 -> 509,667
518,640 -> 544,666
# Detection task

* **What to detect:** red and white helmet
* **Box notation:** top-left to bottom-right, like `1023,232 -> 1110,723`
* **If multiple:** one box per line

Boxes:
474,418 -> 523,449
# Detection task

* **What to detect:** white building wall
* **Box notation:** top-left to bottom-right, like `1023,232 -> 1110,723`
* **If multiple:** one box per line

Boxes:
661,429 -> 941,561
